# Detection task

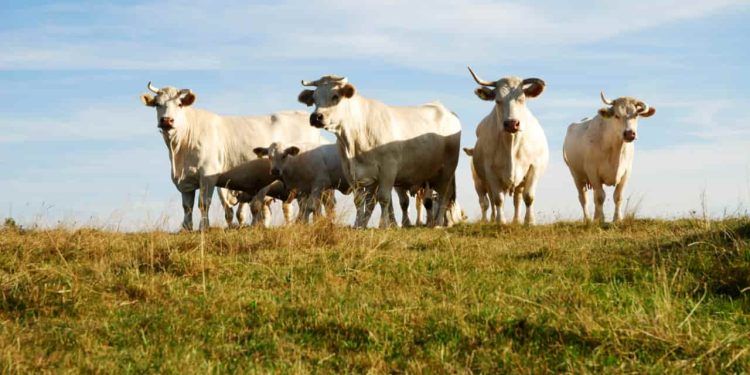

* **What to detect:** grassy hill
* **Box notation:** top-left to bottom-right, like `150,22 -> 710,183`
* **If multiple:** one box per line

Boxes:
1,218 -> 748,373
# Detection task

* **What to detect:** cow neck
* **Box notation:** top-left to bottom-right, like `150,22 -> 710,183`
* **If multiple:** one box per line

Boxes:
163,108 -> 199,184
597,115 -> 630,167
332,96 -> 376,183
492,105 -> 523,185
334,96 -> 374,157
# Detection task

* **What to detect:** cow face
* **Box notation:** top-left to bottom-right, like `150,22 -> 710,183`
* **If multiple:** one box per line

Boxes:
141,83 -> 196,135
253,143 -> 300,178
597,94 -> 656,143
473,76 -> 545,134
298,76 -> 356,132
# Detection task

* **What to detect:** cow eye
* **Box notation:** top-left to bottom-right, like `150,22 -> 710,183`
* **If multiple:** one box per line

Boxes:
332,94 -> 340,103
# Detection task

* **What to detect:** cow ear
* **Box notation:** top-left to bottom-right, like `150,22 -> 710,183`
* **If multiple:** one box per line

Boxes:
523,81 -> 545,98
462,147 -> 474,156
639,107 -> 656,118
474,87 -> 495,101
339,84 -> 356,99
180,92 -> 196,107
298,90 -> 315,106
141,94 -> 156,107
284,146 -> 300,156
253,147 -> 268,158
598,107 -> 614,118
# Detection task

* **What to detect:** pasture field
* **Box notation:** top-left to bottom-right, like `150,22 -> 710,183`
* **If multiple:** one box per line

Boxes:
1,218 -> 749,373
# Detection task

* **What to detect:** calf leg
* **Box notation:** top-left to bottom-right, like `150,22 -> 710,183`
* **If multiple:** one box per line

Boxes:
354,186 -> 376,228
236,203 -> 248,227
217,188 -> 236,228
376,183 -> 396,229
181,191 -> 196,231
396,188 -> 412,227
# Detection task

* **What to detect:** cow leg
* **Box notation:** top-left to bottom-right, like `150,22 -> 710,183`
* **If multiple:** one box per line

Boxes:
574,179 -> 590,222
522,168 -> 540,225
477,186 -> 490,222
282,201 -> 293,224
181,190 -> 196,231
431,178 -> 453,228
512,187 -> 523,224
263,199 -> 273,228
487,180 -> 506,224
592,182 -> 606,223
396,188 -> 412,227
198,179 -> 217,231
613,172 -> 630,222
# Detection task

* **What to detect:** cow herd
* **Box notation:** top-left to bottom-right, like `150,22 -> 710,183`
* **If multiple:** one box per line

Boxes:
140,68 -> 655,231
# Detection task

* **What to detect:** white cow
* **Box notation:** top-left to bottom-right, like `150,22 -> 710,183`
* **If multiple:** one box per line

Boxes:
463,147 -> 495,222
140,82 -> 322,231
563,92 -> 656,223
298,75 -> 462,228
466,67 -> 549,225
252,142 -> 350,222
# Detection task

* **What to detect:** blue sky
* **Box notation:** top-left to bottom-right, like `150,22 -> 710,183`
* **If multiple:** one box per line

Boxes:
1,1 -> 749,229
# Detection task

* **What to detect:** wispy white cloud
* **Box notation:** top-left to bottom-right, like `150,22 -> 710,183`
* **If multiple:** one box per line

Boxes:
0,0 -> 743,71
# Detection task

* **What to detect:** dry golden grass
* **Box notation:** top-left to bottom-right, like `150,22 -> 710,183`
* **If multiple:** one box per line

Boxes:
1,218 -> 748,373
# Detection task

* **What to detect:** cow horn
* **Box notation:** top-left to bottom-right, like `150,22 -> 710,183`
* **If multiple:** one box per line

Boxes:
301,79 -> 317,87
636,100 -> 651,114
467,66 -> 495,87
600,91 -> 614,105
147,81 -> 159,94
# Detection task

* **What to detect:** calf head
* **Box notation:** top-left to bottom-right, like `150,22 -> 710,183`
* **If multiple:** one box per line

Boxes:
598,92 -> 655,143
253,142 -> 301,178
468,67 -> 545,134
297,75 -> 357,132
140,82 -> 196,134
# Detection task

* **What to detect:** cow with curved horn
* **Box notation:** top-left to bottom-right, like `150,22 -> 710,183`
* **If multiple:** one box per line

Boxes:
297,75 -> 462,228
563,91 -> 656,223
140,82 -> 323,231
465,67 -> 549,225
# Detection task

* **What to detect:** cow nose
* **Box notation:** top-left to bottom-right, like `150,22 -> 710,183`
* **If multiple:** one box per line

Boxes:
623,129 -> 636,142
159,117 -> 174,128
503,119 -> 520,133
309,112 -> 325,128
271,168 -> 281,177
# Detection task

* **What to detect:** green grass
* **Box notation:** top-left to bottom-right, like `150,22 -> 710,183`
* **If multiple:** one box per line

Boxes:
1,218 -> 749,373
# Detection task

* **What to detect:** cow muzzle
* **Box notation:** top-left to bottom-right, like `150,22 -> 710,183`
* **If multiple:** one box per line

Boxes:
309,112 -> 325,128
159,117 -> 175,130
503,119 -> 520,133
623,129 -> 636,142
